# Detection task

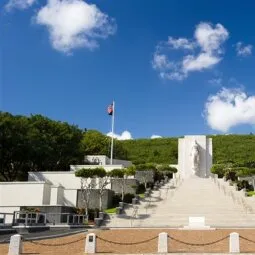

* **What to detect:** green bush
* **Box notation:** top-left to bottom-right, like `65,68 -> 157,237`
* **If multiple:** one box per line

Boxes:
88,208 -> 99,220
123,193 -> 135,203
236,180 -> 253,191
136,163 -> 157,171
211,164 -> 228,178
136,183 -> 146,194
154,170 -> 165,182
236,168 -> 255,177
224,170 -> 237,182
112,194 -> 121,207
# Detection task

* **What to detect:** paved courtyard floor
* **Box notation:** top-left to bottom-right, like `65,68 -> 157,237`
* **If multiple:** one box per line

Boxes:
1,228 -> 255,254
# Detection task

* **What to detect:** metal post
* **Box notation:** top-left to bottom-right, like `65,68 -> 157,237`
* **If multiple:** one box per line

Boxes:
110,101 -> 115,165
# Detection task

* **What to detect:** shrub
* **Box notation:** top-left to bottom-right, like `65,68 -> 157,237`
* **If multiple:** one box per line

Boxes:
236,180 -> 253,191
211,164 -> 228,178
224,170 -> 237,182
154,170 -> 165,182
112,194 -> 121,207
236,168 -> 255,177
136,163 -> 157,171
136,183 -> 145,194
123,193 -> 135,203
88,208 -> 99,221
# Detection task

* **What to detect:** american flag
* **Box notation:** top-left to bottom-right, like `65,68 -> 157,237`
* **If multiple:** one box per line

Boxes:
107,104 -> 113,115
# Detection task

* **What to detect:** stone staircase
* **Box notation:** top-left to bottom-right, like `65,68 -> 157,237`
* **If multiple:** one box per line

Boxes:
104,177 -> 255,228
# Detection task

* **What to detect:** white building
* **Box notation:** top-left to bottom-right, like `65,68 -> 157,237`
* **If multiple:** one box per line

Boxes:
0,155 -> 132,223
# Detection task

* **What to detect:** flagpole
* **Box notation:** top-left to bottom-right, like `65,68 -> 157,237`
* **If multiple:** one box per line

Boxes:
110,101 -> 115,165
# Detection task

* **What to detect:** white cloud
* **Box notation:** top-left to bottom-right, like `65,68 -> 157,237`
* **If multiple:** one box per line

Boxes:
182,53 -> 220,72
236,42 -> 253,57
208,78 -> 222,86
152,22 -> 229,80
151,135 -> 162,139
204,88 -> 255,132
35,0 -> 116,54
107,131 -> 133,140
194,23 -> 228,53
5,0 -> 36,11
167,37 -> 196,50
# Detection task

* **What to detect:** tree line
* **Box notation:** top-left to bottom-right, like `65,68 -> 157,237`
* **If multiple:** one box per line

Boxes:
0,112 -> 127,181
1,111 -> 254,181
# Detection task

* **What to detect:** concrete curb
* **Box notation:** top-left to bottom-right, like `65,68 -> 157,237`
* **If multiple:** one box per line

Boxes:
0,229 -> 87,244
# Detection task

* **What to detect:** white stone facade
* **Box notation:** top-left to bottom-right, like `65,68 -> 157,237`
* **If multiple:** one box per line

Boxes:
178,135 -> 212,179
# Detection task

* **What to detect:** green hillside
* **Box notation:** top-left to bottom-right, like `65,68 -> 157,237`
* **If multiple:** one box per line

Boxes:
121,135 -> 255,165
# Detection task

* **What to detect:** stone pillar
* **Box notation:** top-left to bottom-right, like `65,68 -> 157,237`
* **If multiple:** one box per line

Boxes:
158,232 -> 168,253
85,233 -> 96,254
8,234 -> 23,255
229,232 -> 240,253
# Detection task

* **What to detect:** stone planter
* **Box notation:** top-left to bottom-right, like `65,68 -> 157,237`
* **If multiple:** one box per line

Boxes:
144,191 -> 150,197
116,207 -> 122,214
146,188 -> 151,194
132,198 -> 138,205
119,202 -> 124,208
135,194 -> 140,200
99,212 -> 105,220
233,184 -> 238,191
94,218 -> 102,227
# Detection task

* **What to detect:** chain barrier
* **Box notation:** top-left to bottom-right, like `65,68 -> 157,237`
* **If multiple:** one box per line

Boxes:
0,238 -> 10,244
240,235 -> 255,244
27,235 -> 85,247
168,235 -> 229,246
97,235 -> 157,245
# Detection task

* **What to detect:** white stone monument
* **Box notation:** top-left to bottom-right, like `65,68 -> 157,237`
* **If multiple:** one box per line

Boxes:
85,233 -> 96,254
178,135 -> 212,179
158,232 -> 168,253
8,234 -> 23,255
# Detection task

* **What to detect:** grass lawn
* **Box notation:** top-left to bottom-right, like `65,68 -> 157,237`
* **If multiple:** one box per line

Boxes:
247,191 -> 255,196
138,193 -> 145,199
104,207 -> 117,214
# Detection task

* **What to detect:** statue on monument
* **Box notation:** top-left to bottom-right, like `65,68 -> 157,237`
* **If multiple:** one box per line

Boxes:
190,140 -> 200,175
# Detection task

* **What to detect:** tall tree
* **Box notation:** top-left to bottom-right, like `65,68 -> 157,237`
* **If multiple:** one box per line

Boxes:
0,112 -> 31,181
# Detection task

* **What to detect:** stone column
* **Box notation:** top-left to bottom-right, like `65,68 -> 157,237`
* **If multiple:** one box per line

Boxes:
85,233 -> 96,253
8,234 -> 23,255
158,232 -> 168,253
229,232 -> 240,253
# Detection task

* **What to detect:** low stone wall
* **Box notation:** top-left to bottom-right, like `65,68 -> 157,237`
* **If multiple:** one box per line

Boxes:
77,189 -> 114,210
135,170 -> 155,184
110,179 -> 138,195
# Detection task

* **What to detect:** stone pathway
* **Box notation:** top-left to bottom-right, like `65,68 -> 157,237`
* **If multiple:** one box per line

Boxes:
105,177 -> 255,228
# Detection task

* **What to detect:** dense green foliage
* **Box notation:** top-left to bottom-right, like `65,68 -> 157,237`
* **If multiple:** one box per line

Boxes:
75,167 -> 107,178
121,135 -> 255,165
211,135 -> 255,164
0,112 -> 84,181
121,138 -> 178,164
82,130 -> 127,160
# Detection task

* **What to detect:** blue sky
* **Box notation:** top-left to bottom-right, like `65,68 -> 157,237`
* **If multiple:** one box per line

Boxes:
1,0 -> 255,139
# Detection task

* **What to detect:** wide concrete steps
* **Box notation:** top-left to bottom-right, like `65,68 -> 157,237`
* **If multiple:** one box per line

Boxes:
105,178 -> 254,228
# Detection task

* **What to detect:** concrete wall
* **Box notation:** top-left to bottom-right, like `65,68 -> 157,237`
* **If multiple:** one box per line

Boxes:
28,172 -> 81,189
84,155 -> 132,167
0,206 -> 20,224
63,189 -> 77,207
28,171 -> 112,190
77,189 -> 114,210
111,178 -> 137,195
70,165 -> 125,172
135,171 -> 154,185
0,182 -> 50,206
